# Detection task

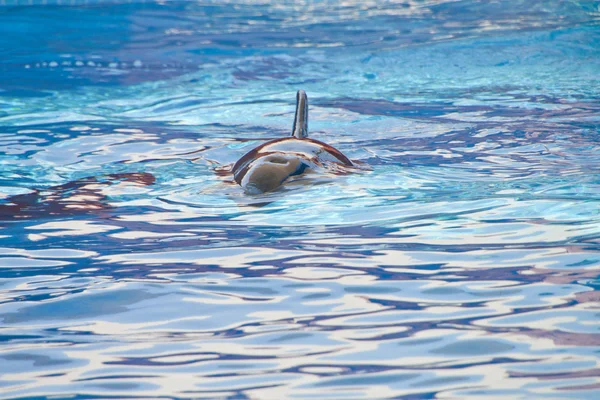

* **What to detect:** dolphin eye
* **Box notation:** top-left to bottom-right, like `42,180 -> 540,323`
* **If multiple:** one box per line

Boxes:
267,156 -> 288,164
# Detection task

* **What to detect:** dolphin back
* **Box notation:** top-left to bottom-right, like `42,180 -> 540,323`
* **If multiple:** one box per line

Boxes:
292,90 -> 308,139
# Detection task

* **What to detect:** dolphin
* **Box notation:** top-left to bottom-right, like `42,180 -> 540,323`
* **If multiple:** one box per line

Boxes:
232,90 -> 353,194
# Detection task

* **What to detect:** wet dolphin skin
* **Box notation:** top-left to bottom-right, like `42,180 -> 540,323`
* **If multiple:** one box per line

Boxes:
232,90 -> 352,194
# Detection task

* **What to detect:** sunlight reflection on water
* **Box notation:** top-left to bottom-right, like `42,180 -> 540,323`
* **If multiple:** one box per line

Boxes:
0,0 -> 599,399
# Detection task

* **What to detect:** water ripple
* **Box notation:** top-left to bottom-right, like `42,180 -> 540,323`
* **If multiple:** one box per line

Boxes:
1,1 -> 599,399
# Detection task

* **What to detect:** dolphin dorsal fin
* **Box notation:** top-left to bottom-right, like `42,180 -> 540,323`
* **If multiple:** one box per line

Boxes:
292,90 -> 308,139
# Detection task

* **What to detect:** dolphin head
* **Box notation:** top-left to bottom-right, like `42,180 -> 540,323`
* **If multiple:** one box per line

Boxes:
240,154 -> 306,194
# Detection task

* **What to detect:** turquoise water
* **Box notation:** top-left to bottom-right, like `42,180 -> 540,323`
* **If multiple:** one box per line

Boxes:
1,1 -> 600,398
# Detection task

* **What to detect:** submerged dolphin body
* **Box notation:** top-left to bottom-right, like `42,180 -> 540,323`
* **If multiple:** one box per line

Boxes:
232,90 -> 353,194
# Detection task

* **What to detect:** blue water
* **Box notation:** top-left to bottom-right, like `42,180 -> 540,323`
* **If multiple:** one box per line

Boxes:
1,1 -> 600,398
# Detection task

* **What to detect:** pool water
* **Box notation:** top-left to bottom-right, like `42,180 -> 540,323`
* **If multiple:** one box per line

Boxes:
1,1 -> 599,398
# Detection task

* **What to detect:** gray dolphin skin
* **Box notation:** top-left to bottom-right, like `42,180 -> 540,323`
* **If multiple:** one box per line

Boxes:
232,90 -> 353,194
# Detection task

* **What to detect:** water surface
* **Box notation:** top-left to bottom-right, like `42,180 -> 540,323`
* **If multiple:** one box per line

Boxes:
1,1 -> 599,399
